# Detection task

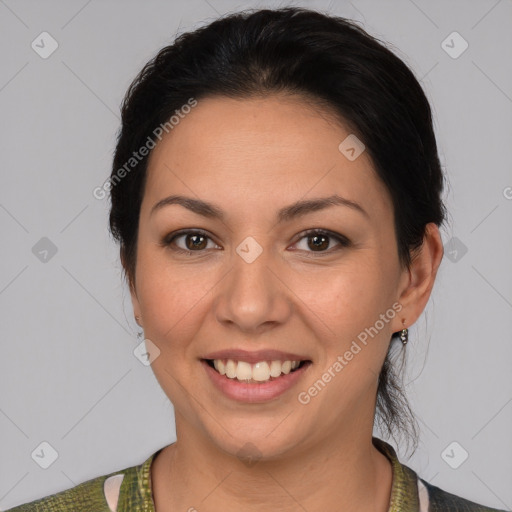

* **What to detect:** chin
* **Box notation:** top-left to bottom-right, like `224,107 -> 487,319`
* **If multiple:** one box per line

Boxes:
204,419 -> 308,463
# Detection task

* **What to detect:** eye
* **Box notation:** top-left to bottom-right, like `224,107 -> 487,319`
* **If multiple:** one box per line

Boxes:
161,228 -> 351,256
162,229 -> 220,254
291,229 -> 351,255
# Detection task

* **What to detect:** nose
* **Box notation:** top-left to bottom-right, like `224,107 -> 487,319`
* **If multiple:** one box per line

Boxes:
213,240 -> 292,334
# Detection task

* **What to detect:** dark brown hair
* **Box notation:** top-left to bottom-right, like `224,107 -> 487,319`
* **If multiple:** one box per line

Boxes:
108,7 -> 446,455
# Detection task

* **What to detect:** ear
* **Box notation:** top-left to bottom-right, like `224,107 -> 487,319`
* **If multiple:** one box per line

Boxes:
121,248 -> 142,327
129,279 -> 142,327
392,223 -> 444,331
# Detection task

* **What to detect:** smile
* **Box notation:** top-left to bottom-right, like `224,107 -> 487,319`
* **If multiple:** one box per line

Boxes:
201,358 -> 312,403
207,358 -> 307,383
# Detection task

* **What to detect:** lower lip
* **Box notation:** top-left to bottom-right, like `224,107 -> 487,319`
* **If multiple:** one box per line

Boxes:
201,360 -> 311,403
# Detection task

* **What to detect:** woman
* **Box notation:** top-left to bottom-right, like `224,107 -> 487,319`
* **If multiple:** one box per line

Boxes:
7,7 -> 506,512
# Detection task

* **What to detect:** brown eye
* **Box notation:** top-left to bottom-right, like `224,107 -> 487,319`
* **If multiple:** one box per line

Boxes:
163,230 -> 219,253
184,233 -> 208,250
307,233 -> 330,251
293,229 -> 351,254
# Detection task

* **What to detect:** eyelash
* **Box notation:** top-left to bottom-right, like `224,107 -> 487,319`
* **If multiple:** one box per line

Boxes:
161,228 -> 351,257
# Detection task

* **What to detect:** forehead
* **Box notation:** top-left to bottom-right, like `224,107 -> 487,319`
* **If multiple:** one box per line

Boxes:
142,94 -> 392,221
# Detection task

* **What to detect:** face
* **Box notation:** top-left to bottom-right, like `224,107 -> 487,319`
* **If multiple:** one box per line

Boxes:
130,94 -> 412,459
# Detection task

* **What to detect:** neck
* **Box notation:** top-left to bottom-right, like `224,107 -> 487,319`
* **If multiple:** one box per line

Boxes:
152,422 -> 393,512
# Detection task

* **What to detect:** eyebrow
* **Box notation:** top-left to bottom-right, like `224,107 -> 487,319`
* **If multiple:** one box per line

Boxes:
150,194 -> 369,222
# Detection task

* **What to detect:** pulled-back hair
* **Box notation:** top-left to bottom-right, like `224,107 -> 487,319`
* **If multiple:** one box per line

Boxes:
108,7 -> 446,454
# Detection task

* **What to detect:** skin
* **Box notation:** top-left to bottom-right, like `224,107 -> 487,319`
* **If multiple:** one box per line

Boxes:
128,94 -> 444,511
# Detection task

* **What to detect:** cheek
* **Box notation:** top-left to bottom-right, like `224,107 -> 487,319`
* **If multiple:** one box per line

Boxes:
300,261 -> 398,412
135,257 -> 212,400
311,256 -> 397,336
135,250 -> 212,347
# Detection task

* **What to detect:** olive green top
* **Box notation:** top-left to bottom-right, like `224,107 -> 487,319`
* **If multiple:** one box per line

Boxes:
5,437 -> 507,511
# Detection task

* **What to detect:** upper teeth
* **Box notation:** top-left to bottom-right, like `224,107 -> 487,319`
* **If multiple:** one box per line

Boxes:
213,359 -> 301,382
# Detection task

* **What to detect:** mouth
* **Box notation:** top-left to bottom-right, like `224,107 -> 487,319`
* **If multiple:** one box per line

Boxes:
202,358 -> 311,384
199,348 -> 313,402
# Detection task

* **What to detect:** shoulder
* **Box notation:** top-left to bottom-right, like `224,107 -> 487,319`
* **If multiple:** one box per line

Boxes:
3,452 -> 154,512
372,437 -> 507,512
419,477 -> 508,511
4,473 -> 117,511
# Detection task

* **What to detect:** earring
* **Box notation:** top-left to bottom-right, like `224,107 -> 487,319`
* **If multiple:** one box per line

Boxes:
135,316 -> 144,340
400,320 -> 408,346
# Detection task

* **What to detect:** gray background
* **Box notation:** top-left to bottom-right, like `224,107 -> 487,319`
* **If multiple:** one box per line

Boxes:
1,0 -> 511,510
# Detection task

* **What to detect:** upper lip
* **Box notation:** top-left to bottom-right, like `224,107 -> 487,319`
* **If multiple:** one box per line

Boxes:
201,349 -> 310,364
